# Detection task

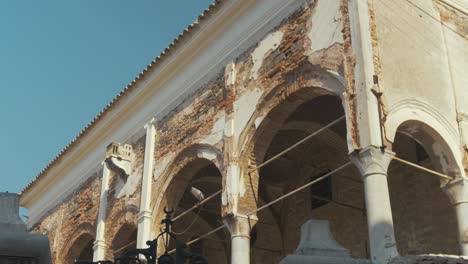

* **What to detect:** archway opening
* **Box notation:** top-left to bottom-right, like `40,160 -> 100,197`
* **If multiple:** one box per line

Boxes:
65,233 -> 94,263
156,155 -> 228,263
251,94 -> 368,262
111,223 -> 137,259
389,126 -> 459,255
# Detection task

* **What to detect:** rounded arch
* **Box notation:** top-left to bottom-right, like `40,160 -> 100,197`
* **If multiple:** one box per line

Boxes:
61,223 -> 95,263
238,78 -> 366,259
237,73 -> 353,166
385,102 -> 464,179
150,143 -> 227,263
151,144 -> 224,222
110,222 -> 137,258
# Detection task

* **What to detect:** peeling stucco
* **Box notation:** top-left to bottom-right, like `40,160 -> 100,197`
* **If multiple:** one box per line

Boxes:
251,31 -> 284,80
114,168 -> 142,199
200,112 -> 226,145
308,0 -> 344,53
233,87 -> 263,149
153,153 -> 176,181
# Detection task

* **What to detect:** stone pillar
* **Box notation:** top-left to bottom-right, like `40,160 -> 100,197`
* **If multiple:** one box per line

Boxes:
223,214 -> 257,264
443,178 -> 468,255
351,146 -> 398,264
93,160 -> 111,261
137,118 -> 157,249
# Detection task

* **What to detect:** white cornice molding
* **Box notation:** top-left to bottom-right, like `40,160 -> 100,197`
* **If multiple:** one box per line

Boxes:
436,0 -> 468,15
22,0 -> 308,226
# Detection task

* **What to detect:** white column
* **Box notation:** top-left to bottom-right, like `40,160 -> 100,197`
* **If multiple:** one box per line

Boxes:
93,160 -> 111,261
223,214 -> 257,264
137,118 -> 157,249
443,178 -> 468,255
351,146 -> 398,264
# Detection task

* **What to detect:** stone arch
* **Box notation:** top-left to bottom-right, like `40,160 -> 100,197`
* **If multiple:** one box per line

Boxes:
151,143 -> 224,221
387,118 -> 461,255
237,69 -> 353,163
234,75 -> 352,216
385,101 -> 464,179
110,222 -> 138,259
236,77 -> 366,259
61,223 -> 95,264
150,143 -> 227,263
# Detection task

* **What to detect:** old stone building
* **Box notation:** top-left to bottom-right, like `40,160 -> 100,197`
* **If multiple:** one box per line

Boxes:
19,0 -> 468,263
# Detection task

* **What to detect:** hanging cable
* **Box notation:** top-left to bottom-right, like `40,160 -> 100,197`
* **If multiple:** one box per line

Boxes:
170,160 -> 353,253
392,156 -> 453,180
248,115 -> 345,174
172,190 -> 221,222
402,0 -> 468,41
114,240 -> 137,254
172,203 -> 203,235
247,161 -> 352,216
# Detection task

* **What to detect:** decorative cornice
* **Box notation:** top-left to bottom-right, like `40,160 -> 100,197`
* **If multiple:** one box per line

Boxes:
436,0 -> 468,15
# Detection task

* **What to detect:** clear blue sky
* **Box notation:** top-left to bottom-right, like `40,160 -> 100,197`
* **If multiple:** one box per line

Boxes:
0,1 -> 213,194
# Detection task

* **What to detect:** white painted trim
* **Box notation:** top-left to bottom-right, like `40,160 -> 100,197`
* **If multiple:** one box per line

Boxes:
22,0 -> 307,227
386,99 -> 459,146
93,162 -> 110,261
385,99 -> 464,175
437,0 -> 468,15
137,118 -> 156,249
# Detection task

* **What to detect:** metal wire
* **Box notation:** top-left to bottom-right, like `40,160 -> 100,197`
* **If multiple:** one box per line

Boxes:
170,160 -> 353,253
246,161 -> 352,216
167,225 -> 226,254
114,240 -> 136,254
393,156 -> 453,180
172,190 -> 222,222
248,115 -> 345,174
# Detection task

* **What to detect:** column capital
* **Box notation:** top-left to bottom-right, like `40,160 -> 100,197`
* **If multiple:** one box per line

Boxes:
137,210 -> 153,223
350,146 -> 395,178
144,117 -> 157,130
443,178 -> 468,205
93,239 -> 106,248
223,214 -> 258,238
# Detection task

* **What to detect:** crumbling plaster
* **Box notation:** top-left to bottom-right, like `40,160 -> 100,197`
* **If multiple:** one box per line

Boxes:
149,0 -> 356,222
27,0 -> 468,261
372,0 -> 465,173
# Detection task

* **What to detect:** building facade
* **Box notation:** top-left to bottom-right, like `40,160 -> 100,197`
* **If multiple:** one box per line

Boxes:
19,0 -> 468,263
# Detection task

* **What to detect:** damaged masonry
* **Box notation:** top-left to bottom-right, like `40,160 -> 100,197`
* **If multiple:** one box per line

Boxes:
18,0 -> 468,264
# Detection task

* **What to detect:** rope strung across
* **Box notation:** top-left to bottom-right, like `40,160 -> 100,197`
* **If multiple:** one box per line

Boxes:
392,156 -> 453,180
176,161 -> 353,250
170,115 -> 346,224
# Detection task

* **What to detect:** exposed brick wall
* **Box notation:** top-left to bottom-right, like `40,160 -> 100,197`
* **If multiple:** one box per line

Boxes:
30,172 -> 101,264
30,137 -> 146,263
28,0 -> 464,262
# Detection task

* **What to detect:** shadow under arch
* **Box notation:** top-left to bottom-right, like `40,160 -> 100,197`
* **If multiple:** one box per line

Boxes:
151,143 -> 224,221
61,223 -> 95,264
150,143 -> 227,263
239,81 -> 367,259
387,119 -> 461,255
110,222 -> 137,259
385,106 -> 464,179
239,66 -> 355,165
